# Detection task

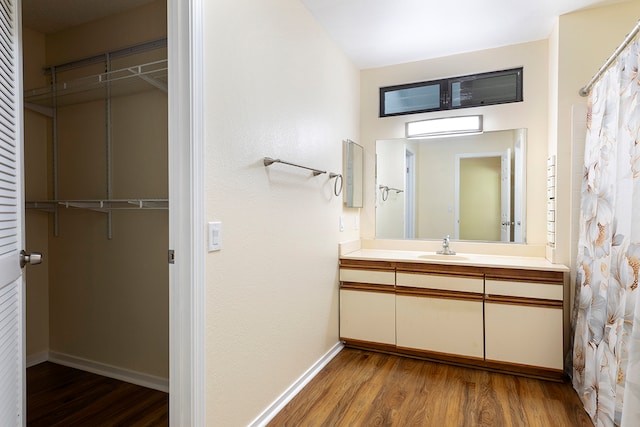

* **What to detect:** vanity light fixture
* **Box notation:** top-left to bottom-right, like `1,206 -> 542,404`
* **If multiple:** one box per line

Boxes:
406,115 -> 483,139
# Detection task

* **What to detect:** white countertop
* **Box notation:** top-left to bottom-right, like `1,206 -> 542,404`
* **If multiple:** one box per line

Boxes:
341,248 -> 569,272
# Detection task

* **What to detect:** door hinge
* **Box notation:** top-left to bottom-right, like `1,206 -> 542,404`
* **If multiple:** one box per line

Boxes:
168,249 -> 175,264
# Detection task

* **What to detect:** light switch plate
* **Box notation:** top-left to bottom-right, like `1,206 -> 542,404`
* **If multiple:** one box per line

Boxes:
208,221 -> 222,252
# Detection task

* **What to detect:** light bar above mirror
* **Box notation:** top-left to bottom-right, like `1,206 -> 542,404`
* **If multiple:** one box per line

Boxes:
406,115 -> 483,139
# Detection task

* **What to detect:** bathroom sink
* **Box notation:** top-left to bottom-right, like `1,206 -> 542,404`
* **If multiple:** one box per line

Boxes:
418,254 -> 470,261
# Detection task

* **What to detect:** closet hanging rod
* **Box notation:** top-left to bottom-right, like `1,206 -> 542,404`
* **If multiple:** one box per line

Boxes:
579,20 -> 640,96
43,38 -> 167,74
264,157 -> 327,176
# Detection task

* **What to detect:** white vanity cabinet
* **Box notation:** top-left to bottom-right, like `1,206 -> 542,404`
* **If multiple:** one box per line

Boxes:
338,253 -> 568,381
339,259 -> 396,347
484,268 -> 565,372
395,263 -> 484,361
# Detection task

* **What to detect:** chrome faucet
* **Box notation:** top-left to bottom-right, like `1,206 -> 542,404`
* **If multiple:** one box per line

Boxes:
437,235 -> 456,255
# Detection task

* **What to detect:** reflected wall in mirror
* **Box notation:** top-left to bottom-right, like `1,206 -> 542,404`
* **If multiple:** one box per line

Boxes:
376,129 -> 526,242
344,139 -> 364,208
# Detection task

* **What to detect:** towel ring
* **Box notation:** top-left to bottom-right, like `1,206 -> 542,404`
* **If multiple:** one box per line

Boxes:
330,173 -> 343,197
379,185 -> 389,201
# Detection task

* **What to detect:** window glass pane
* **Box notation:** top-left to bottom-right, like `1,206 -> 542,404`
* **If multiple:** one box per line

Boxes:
451,71 -> 520,108
383,84 -> 440,115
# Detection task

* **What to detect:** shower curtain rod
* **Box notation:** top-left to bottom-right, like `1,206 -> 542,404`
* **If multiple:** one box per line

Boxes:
579,20 -> 640,96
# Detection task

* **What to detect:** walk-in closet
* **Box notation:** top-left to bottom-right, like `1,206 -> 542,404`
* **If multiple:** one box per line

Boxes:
22,0 -> 169,421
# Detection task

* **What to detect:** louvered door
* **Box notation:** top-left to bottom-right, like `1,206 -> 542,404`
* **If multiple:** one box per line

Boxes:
0,0 -> 25,425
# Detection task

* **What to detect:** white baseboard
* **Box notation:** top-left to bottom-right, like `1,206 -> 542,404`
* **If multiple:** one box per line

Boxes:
47,351 -> 169,393
248,342 -> 344,427
26,351 -> 49,368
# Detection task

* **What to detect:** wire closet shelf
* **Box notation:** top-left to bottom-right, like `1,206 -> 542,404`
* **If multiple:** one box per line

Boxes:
24,59 -> 168,109
24,38 -> 169,239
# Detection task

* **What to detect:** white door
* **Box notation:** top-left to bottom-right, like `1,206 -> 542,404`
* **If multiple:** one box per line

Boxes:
404,149 -> 415,239
500,148 -> 512,242
0,0 -> 25,424
513,130 -> 525,243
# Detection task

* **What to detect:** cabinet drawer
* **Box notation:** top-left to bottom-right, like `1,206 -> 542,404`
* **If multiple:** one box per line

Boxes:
340,268 -> 395,286
485,279 -> 563,301
340,289 -> 396,345
396,272 -> 483,293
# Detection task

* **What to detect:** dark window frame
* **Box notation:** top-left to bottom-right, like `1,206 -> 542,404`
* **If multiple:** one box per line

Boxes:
379,67 -> 523,118
379,79 -> 447,117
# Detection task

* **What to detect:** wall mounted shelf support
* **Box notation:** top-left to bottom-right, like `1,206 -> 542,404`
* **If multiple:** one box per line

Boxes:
23,39 -> 168,239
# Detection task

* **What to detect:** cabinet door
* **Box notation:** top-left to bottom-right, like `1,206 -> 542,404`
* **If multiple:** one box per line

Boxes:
396,295 -> 483,359
339,289 -> 395,345
485,302 -> 563,369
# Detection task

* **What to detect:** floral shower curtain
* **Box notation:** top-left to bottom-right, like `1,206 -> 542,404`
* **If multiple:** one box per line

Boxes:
572,38 -> 640,426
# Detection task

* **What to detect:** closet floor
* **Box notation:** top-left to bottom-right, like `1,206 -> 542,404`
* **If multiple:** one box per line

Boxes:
27,362 -> 168,426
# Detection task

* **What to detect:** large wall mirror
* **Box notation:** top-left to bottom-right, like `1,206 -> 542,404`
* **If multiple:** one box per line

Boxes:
376,129 -> 526,243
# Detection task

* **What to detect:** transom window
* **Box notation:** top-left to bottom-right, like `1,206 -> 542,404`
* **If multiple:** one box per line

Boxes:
379,68 -> 523,117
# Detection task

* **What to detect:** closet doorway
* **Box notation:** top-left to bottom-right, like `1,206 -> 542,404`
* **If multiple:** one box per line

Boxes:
22,0 -> 171,421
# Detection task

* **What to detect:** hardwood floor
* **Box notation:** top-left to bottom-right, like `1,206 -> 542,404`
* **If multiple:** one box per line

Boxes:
268,348 -> 593,427
27,362 -> 168,426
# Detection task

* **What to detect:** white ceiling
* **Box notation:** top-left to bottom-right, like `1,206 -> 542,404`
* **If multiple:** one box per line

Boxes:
300,0 -> 625,69
22,0 -> 624,69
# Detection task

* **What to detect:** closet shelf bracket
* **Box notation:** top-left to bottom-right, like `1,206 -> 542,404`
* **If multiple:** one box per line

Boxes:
127,65 -> 168,93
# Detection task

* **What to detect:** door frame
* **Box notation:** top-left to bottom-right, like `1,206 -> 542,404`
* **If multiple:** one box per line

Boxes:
168,0 -> 205,425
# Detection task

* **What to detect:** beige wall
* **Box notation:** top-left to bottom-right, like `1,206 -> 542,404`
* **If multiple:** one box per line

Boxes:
526,0 -> 640,362
550,0 -> 640,270
22,0 -> 640,423
45,2 -> 167,65
23,0 -> 169,379
360,40 -> 549,246
204,0 -> 360,425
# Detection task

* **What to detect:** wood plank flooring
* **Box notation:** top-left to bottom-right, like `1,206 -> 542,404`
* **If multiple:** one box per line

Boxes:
27,362 -> 168,426
268,348 -> 593,427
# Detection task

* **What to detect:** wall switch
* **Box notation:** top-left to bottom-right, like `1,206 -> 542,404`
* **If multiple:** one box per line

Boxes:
339,216 -> 344,232
208,221 -> 222,252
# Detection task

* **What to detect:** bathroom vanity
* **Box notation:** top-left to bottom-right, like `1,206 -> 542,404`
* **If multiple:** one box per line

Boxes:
339,245 -> 569,381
